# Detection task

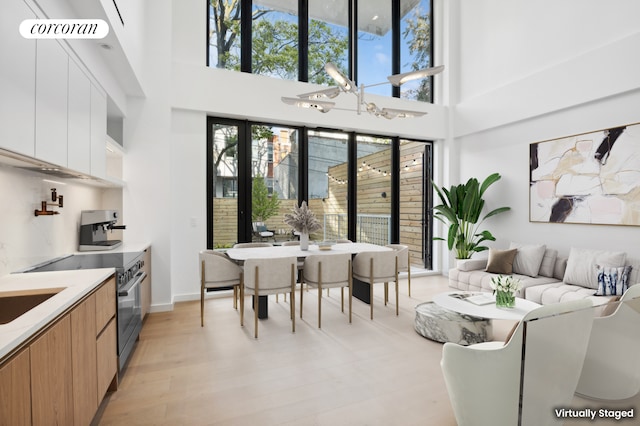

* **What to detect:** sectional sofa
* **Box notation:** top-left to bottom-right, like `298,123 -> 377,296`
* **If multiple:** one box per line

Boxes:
448,244 -> 640,306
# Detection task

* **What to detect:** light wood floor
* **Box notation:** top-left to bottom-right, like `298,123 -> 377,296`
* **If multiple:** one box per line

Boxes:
95,275 -> 639,426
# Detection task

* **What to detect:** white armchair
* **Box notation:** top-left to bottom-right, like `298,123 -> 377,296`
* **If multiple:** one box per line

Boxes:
441,299 -> 594,426
576,284 -> 640,400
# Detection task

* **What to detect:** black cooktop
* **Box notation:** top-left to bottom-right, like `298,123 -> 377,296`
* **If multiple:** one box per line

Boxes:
26,252 -> 143,273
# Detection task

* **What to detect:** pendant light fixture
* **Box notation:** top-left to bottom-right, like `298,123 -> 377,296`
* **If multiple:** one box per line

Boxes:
282,62 -> 444,119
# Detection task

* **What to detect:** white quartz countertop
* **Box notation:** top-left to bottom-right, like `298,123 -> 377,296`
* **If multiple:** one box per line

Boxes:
75,241 -> 151,255
0,268 -> 116,362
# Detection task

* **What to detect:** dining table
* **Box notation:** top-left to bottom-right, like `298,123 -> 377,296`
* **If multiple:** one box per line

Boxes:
226,242 -> 392,318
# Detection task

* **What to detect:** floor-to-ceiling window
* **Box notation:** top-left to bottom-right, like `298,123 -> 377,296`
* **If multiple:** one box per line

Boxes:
207,118 -> 433,268
308,130 -> 350,241
207,120 -> 240,248
207,0 -> 435,102
356,135 -> 392,243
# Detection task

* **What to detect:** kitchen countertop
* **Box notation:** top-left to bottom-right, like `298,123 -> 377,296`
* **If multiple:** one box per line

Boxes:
74,241 -> 151,255
0,268 -> 116,362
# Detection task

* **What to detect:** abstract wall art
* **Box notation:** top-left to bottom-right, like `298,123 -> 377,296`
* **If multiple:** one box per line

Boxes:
530,123 -> 640,225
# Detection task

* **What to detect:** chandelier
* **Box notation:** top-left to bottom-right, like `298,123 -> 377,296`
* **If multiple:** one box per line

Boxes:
282,62 -> 444,119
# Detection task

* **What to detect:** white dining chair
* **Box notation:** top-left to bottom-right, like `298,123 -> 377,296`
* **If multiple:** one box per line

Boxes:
199,250 -> 242,327
240,256 -> 297,338
301,253 -> 352,328
386,244 -> 411,297
352,250 -> 399,320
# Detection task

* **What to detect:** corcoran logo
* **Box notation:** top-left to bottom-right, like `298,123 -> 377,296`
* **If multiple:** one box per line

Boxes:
20,19 -> 109,39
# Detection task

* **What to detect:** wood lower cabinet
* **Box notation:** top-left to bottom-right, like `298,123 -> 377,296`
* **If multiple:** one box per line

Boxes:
71,293 -> 98,426
0,275 -> 117,426
96,318 -> 117,400
0,349 -> 31,426
30,316 -> 73,426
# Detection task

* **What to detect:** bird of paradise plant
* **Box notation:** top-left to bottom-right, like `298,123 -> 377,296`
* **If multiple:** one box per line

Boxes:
432,173 -> 510,259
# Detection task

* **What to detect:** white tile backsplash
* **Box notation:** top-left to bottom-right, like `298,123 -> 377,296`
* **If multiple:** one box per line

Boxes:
0,164 -> 118,276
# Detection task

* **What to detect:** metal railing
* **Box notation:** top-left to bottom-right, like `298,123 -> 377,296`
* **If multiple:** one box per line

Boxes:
323,213 -> 391,246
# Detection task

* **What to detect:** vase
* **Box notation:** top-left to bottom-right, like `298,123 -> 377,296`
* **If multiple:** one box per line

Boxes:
495,290 -> 515,308
300,232 -> 309,251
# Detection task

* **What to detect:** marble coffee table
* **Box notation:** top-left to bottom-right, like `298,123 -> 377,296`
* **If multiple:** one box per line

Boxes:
414,302 -> 493,345
415,292 -> 541,345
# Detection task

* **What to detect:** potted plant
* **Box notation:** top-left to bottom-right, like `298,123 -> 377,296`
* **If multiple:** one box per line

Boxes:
432,173 -> 510,259
283,201 -> 322,250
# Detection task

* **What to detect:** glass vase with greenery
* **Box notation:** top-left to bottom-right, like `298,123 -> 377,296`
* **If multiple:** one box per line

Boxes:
432,173 -> 510,259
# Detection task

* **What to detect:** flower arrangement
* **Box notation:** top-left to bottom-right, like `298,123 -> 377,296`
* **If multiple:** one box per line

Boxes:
283,201 -> 322,234
490,275 -> 521,308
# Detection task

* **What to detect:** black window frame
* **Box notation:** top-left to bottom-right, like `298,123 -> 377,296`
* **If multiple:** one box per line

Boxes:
206,0 -> 435,102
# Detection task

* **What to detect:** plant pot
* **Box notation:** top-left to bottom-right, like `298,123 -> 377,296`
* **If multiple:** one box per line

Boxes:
300,233 -> 309,251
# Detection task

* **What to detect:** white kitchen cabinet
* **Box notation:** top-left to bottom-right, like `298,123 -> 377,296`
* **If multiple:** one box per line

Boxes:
91,84 -> 107,179
35,39 -> 69,168
0,0 -> 36,157
67,58 -> 92,175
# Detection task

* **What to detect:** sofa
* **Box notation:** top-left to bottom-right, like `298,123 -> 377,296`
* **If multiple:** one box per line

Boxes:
448,243 -> 640,306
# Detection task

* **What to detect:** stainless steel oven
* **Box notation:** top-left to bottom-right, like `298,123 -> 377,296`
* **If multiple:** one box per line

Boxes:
24,251 -> 146,371
118,265 -> 145,371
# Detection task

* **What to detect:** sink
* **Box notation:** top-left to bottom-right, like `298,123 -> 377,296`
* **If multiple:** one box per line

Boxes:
0,288 -> 65,324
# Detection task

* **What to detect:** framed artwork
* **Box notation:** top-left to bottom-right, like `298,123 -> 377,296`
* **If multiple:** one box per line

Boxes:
529,123 -> 640,225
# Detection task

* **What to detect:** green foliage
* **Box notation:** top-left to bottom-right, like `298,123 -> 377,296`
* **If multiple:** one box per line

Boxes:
402,6 -> 432,101
252,175 -> 280,222
209,1 -> 348,82
432,173 -> 511,259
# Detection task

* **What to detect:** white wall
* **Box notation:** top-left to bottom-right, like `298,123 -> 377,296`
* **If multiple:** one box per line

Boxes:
446,0 -> 640,271
0,164 -> 108,276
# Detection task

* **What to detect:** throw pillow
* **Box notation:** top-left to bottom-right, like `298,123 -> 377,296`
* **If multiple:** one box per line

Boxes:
538,248 -> 558,278
485,248 -> 517,274
257,224 -> 267,232
564,248 -> 627,289
595,265 -> 632,296
509,242 -> 546,277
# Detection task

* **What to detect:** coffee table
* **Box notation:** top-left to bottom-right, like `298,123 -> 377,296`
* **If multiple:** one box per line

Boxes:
433,291 -> 541,321
414,292 -> 541,345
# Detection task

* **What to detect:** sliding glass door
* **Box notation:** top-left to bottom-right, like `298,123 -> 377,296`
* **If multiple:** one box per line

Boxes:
207,117 -> 433,269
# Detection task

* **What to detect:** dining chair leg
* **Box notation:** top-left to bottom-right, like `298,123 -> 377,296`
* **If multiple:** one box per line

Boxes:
370,258 -> 374,320
240,283 -> 245,327
340,287 -> 344,313
200,261 -> 205,327
348,279 -> 352,323
299,278 -> 304,318
233,285 -> 238,310
291,265 -> 296,333
348,260 -> 352,324
254,269 -> 259,339
408,267 -> 411,298
395,279 -> 399,316
318,280 -> 322,329
384,282 -> 388,306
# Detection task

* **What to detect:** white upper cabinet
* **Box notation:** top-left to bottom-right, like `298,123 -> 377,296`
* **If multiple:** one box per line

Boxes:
35,39 -> 69,167
0,0 -> 36,157
90,84 -> 107,179
68,58 -> 91,174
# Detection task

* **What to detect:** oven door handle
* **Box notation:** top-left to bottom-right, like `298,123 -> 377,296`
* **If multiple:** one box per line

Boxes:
118,271 -> 147,297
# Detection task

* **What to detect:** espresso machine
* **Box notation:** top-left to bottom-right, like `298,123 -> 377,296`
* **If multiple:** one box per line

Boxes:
79,210 -> 126,251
